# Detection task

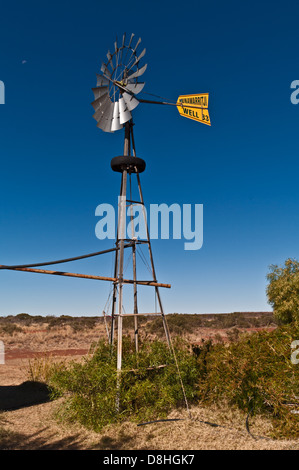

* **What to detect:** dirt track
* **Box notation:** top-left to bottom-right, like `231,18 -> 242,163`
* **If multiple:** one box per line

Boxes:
5,349 -> 89,360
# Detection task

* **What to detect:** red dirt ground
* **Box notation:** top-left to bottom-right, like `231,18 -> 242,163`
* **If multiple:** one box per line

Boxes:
5,349 -> 89,360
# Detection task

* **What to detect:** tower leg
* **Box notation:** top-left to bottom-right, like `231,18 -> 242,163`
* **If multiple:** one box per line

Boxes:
129,173 -> 139,354
129,122 -> 172,347
132,240 -> 139,354
135,172 -> 172,348
116,168 -> 127,372
110,250 -> 118,347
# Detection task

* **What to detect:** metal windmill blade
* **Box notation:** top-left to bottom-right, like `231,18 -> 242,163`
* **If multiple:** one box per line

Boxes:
92,34 -> 147,133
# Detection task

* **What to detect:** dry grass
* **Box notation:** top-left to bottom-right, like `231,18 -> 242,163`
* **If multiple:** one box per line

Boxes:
1,399 -> 298,450
1,322 -> 107,352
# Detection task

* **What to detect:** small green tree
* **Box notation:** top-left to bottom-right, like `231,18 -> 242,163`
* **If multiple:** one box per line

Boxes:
267,258 -> 299,324
48,338 -> 200,431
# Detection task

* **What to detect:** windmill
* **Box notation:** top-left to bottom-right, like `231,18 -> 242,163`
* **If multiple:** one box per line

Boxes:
92,33 -> 211,383
0,31 -> 210,421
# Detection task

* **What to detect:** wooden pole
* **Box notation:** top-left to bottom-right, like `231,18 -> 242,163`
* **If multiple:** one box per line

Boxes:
1,266 -> 171,288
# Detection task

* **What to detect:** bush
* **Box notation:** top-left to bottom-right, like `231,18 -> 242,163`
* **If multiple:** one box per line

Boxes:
48,337 -> 200,431
15,313 -> 33,326
46,315 -> 98,331
0,323 -> 23,336
267,258 -> 299,324
197,323 -> 299,438
69,318 -> 97,332
147,314 -> 202,337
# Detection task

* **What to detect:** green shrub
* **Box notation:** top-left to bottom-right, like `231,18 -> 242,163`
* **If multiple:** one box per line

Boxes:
0,323 -> 23,336
48,337 -> 200,431
70,318 -> 97,332
147,314 -> 202,336
46,315 -> 98,331
14,313 -> 45,325
197,323 -> 299,438
15,313 -> 33,326
267,258 -> 299,324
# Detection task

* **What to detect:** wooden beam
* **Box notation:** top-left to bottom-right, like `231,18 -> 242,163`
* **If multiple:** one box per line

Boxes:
121,364 -> 167,373
115,313 -> 162,317
1,265 -> 171,288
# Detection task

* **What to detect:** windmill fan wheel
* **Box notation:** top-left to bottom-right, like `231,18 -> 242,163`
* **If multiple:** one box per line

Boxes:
92,33 -> 147,133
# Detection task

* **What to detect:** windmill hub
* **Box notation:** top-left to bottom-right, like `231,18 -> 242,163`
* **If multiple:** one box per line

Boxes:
115,80 -> 126,88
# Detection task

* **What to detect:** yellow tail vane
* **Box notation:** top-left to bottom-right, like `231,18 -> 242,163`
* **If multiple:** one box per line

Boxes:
176,93 -> 211,126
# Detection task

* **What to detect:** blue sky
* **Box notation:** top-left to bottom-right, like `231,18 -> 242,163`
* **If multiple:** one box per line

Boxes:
1,0 -> 299,316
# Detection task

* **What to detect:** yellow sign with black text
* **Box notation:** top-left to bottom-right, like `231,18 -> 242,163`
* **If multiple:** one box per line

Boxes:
176,93 -> 211,126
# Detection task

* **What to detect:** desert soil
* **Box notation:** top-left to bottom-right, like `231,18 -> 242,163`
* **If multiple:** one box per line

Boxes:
0,322 -> 298,450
